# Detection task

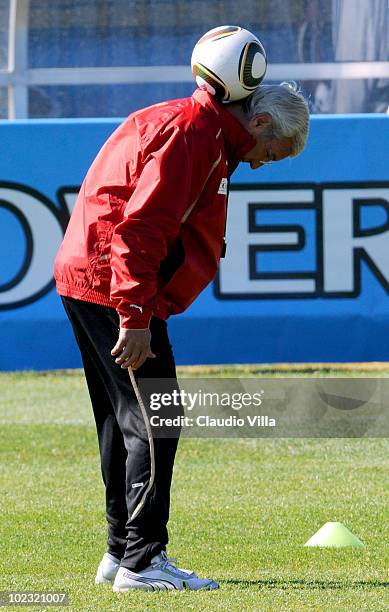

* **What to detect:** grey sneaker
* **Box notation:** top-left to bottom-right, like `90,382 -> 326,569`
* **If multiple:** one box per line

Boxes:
95,552 -> 121,584
112,551 -> 219,591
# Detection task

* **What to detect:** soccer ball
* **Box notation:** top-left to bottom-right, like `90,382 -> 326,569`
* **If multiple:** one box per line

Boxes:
191,25 -> 267,102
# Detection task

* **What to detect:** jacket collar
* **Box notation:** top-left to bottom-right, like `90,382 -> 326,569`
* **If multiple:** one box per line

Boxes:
193,88 -> 256,171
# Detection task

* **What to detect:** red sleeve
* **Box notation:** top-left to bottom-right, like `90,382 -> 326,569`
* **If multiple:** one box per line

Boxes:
110,126 -> 195,329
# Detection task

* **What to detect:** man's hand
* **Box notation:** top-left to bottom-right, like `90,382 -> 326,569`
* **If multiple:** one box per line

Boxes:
111,328 -> 156,370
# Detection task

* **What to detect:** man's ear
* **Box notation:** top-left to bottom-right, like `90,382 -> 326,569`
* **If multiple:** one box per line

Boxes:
249,112 -> 272,132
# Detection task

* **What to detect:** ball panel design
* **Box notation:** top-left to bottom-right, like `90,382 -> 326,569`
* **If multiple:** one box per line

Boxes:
197,25 -> 241,45
192,63 -> 229,101
239,42 -> 267,90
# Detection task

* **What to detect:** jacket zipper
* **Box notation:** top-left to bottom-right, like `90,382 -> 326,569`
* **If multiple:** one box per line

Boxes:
181,151 -> 222,223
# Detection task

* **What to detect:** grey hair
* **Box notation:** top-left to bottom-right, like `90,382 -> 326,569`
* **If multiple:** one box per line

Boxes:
242,82 -> 310,157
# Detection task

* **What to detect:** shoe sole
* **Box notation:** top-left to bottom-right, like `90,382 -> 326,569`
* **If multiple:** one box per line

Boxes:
95,575 -> 113,585
113,578 -> 176,591
113,579 -> 219,592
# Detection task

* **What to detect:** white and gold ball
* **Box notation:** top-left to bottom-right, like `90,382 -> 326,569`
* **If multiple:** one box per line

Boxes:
191,25 -> 267,102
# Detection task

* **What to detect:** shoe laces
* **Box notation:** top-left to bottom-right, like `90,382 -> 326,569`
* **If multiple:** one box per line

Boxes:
158,550 -> 178,568
156,551 -> 194,577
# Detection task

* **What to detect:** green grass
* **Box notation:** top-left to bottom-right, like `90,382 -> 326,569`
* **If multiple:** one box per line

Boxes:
0,369 -> 388,611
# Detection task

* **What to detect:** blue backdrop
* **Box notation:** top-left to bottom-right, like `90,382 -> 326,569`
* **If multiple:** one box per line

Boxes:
0,114 -> 388,370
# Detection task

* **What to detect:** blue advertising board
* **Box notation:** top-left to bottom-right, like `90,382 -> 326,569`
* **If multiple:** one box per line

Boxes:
0,115 -> 388,369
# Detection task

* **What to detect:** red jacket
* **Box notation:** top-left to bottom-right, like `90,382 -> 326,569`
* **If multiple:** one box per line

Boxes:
54,89 -> 256,328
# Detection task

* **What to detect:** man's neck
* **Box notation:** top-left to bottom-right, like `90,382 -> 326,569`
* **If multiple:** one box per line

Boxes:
225,102 -> 249,129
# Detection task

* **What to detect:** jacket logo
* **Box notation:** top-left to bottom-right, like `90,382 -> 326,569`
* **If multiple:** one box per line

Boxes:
218,178 -> 228,195
129,304 -> 143,313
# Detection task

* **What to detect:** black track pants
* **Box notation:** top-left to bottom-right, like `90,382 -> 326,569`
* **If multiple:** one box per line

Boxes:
61,296 -> 182,572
